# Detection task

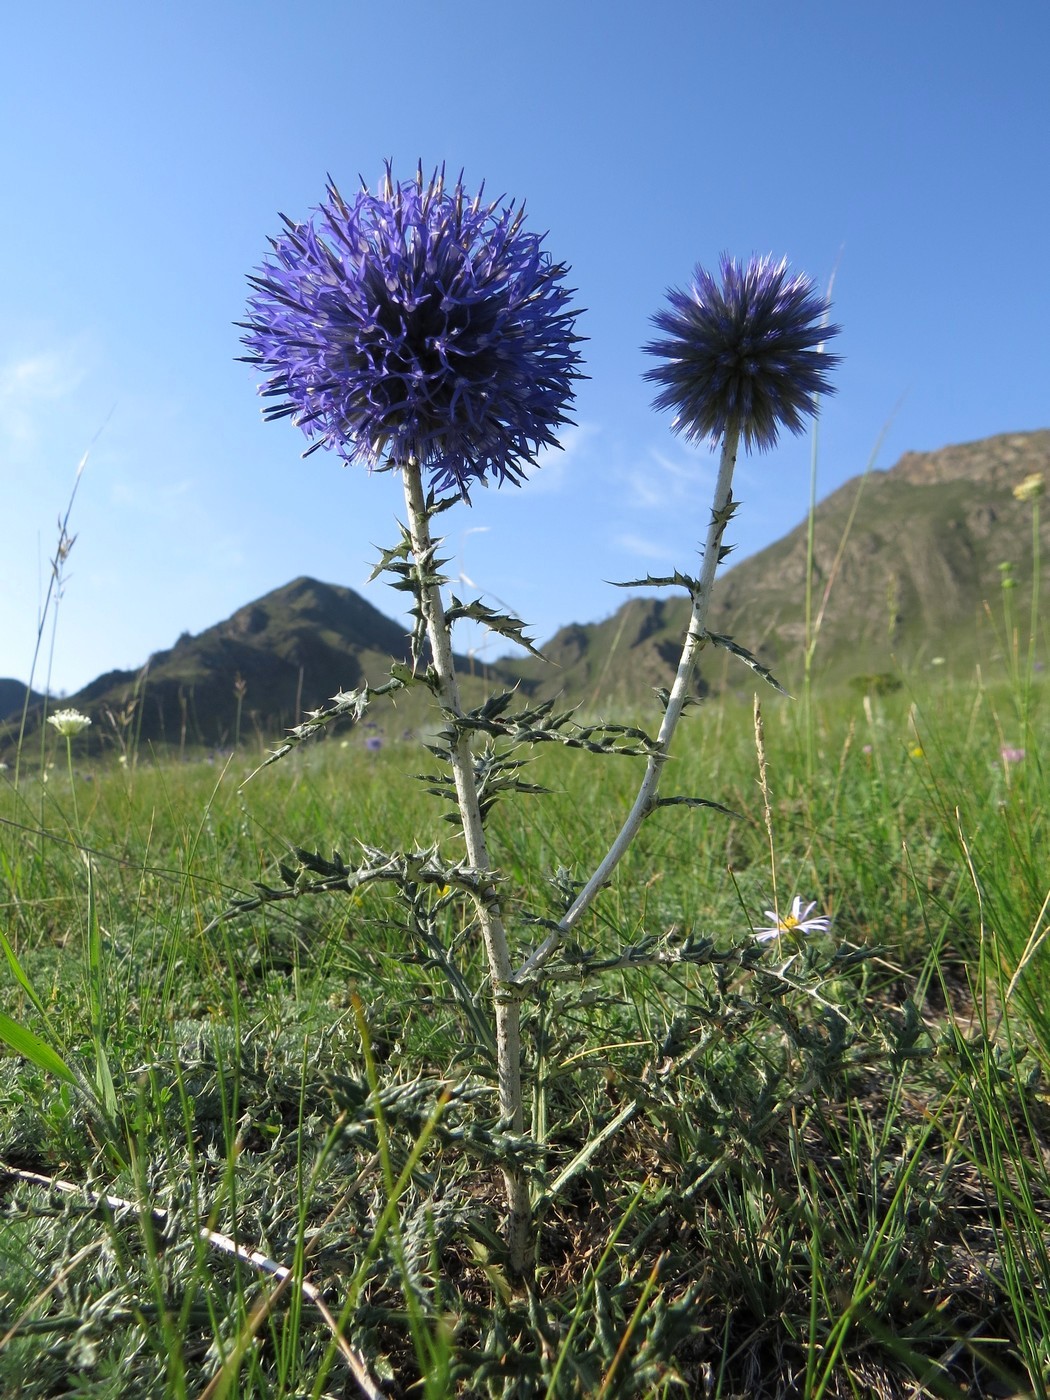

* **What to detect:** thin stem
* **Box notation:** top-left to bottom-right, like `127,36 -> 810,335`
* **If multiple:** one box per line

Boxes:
753,695 -> 782,953
64,735 -> 82,839
515,421 -> 742,985
802,261 -> 838,784
1024,499 -> 1041,746
399,460 -> 531,1277
14,454 -> 87,790
803,408 -> 820,785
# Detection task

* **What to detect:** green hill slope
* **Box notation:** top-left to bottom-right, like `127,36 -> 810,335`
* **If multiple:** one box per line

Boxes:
502,428 -> 1050,704
4,429 -> 1046,755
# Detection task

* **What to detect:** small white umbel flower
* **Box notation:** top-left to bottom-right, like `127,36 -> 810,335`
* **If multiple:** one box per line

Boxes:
47,709 -> 92,737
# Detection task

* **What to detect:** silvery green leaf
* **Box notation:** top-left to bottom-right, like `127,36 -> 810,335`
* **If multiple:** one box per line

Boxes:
610,569 -> 701,594
445,595 -> 546,659
704,630 -> 790,695
653,795 -> 742,819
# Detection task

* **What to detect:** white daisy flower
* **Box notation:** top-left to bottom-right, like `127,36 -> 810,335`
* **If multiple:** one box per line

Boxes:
754,896 -> 831,943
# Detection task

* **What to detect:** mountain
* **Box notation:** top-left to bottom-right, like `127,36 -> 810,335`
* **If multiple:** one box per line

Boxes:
3,578 -> 428,754
0,681 -> 47,723
501,428 -> 1050,702
3,429 -> 1046,756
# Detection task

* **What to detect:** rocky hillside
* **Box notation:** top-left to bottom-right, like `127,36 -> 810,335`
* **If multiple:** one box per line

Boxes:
4,429 -> 1046,754
502,428 -> 1050,703
4,578 -> 425,753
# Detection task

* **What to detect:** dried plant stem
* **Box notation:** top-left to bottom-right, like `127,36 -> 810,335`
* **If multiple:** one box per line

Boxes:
515,421 -> 742,985
14,453 -> 87,790
1024,495 -> 1041,743
0,1162 -> 384,1400
400,460 -> 531,1277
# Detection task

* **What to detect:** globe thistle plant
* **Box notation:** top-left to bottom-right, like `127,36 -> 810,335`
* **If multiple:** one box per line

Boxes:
241,165 -> 587,1275
515,259 -> 842,986
239,200 -> 841,1283
638,253 -> 839,739
645,253 -> 840,452
240,164 -> 583,499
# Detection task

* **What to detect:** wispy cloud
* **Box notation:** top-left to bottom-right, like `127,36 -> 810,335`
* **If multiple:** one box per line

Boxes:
622,443 -> 716,509
523,421 -> 600,494
0,343 -> 91,447
614,531 -> 677,561
109,474 -> 196,512
449,524 -> 490,590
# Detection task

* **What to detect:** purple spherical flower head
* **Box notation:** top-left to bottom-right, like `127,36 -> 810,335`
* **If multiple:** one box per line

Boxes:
644,255 -> 841,452
240,165 -> 584,499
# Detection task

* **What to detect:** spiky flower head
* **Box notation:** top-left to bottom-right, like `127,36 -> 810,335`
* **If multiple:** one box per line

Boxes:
240,165 -> 584,499
47,709 -> 91,737
645,254 -> 841,452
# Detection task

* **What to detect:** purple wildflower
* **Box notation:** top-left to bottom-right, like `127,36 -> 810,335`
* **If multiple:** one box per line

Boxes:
644,255 -> 840,451
364,736 -> 383,753
1000,745 -> 1025,764
240,165 -> 584,498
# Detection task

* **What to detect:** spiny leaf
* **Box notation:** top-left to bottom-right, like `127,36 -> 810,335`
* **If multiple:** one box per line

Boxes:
711,495 -> 739,527
610,570 -> 701,594
426,491 -> 460,519
653,687 -> 703,715
445,595 -> 546,659
202,843 -> 502,932
447,693 -> 661,755
652,795 -> 742,819
366,533 -> 414,583
245,672 -> 410,777
705,630 -> 790,695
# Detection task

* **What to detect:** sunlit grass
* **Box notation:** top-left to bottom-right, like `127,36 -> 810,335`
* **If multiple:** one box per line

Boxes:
0,666 -> 1047,1397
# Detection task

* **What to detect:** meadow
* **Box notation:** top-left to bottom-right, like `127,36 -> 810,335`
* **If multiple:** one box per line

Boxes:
1,657 -> 1047,1399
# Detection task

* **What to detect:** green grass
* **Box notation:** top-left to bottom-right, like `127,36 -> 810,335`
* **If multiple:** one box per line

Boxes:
0,669 -> 1047,1398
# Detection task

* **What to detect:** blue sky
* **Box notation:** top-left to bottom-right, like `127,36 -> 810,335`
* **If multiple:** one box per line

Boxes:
2,1 -> 1047,695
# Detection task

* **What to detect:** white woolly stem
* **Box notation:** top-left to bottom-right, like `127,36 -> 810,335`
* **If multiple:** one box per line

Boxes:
400,461 -> 531,1278
514,421 -> 742,985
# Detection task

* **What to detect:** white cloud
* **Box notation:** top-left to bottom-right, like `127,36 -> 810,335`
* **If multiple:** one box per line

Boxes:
449,524 -> 490,589
622,443 -> 715,509
614,531 -> 677,561
521,421 -> 600,494
109,474 -> 196,512
649,448 -> 711,482
0,343 -> 91,447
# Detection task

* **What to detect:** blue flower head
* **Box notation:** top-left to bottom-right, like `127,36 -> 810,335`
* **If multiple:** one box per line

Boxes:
644,255 -> 840,452
240,165 -> 584,498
